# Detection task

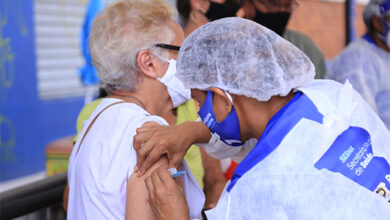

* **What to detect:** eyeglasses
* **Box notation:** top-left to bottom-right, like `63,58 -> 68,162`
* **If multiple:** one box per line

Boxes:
153,43 -> 181,51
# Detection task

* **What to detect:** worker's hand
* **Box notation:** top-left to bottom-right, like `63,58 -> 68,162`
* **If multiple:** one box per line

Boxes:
134,122 -> 190,176
145,166 -> 190,220
134,121 -> 211,176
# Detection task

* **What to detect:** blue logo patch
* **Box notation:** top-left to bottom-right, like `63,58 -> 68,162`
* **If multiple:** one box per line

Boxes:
315,127 -> 390,198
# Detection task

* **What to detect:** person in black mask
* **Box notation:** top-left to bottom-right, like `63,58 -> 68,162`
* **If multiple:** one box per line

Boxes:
177,0 -> 247,36
204,0 -> 244,21
203,0 -> 292,36
250,0 -> 326,78
251,0 -> 295,35
199,0 -> 326,79
177,0 -> 210,36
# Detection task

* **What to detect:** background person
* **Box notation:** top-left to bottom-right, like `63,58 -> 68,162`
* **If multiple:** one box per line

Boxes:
199,0 -> 327,79
67,0 -> 204,219
177,0 -> 210,35
327,0 -> 390,130
247,0 -> 326,78
177,0 -> 248,36
137,18 -> 390,219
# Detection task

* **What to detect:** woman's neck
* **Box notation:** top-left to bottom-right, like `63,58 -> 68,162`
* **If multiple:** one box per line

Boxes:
110,90 -> 168,116
184,11 -> 208,37
110,90 -> 145,107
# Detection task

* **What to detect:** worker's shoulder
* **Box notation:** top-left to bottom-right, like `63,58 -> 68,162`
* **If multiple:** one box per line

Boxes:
283,29 -> 312,42
341,38 -> 379,57
331,39 -> 380,68
283,29 -> 325,65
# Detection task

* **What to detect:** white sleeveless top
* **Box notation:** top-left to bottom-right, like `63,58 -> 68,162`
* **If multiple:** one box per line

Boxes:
67,98 -> 204,219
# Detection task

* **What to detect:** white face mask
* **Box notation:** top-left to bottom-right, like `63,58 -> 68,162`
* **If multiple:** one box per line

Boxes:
157,57 -> 191,108
203,133 -> 257,163
204,132 -> 244,159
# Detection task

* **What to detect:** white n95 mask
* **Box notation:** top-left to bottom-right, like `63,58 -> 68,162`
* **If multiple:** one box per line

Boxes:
204,132 -> 243,160
157,58 -> 191,108
197,116 -> 257,163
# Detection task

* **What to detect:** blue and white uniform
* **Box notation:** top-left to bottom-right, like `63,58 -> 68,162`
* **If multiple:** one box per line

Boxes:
327,35 -> 390,130
206,80 -> 390,219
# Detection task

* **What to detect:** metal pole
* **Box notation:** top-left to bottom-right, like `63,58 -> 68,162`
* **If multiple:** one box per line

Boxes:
345,0 -> 356,45
0,172 -> 67,219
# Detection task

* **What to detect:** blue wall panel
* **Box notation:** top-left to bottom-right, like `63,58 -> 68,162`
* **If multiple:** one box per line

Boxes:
0,0 -> 84,182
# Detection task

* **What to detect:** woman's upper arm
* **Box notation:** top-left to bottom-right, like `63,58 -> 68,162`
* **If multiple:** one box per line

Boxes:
125,156 -> 168,220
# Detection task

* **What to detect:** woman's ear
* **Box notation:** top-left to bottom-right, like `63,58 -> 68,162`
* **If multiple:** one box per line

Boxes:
209,87 -> 232,113
137,50 -> 159,78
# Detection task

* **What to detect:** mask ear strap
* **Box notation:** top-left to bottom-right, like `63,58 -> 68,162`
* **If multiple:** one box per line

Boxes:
224,90 -> 234,104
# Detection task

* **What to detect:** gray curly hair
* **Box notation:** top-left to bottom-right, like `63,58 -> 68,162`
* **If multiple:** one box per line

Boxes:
90,0 -> 175,94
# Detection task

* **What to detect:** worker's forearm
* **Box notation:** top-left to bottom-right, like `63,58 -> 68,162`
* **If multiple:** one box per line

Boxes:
182,121 -> 211,145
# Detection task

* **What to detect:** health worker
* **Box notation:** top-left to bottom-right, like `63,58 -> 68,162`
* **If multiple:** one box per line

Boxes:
327,0 -> 390,130
135,17 -> 390,219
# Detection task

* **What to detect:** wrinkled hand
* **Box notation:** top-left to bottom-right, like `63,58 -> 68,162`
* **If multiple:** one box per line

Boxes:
133,122 -> 193,176
145,166 -> 190,220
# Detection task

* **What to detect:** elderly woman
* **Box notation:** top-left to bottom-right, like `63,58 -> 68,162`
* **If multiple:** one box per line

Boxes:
66,0 -> 204,219
135,18 -> 390,219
